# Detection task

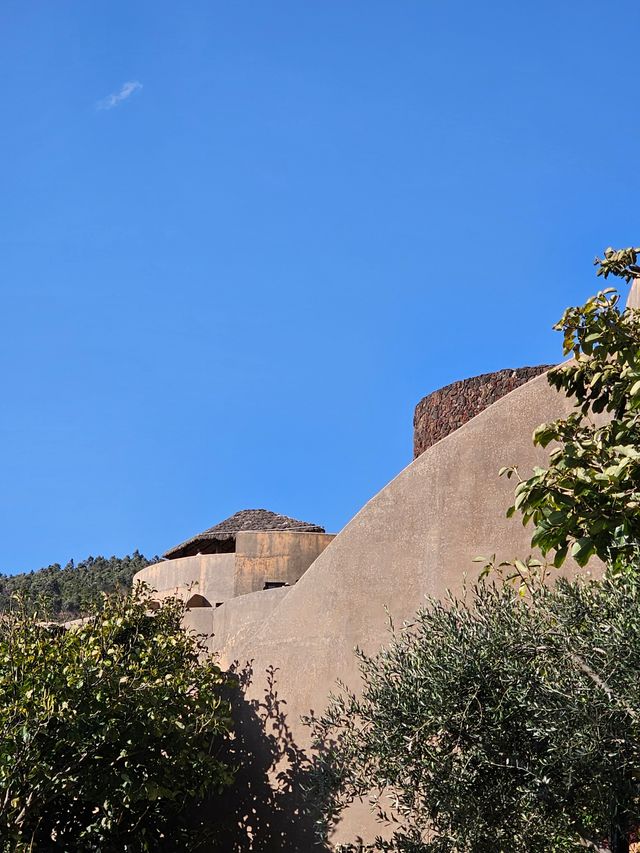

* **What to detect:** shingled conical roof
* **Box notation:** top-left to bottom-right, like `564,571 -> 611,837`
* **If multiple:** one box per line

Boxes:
164,509 -> 325,559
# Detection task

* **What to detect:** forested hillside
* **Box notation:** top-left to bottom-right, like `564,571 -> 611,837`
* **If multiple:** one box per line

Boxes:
0,552 -> 157,621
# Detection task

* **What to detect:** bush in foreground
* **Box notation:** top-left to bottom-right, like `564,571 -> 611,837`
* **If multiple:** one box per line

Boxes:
306,570 -> 640,852
0,586 -> 234,851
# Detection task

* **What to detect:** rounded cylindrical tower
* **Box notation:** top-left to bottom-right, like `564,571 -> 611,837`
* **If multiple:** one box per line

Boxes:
413,365 -> 554,458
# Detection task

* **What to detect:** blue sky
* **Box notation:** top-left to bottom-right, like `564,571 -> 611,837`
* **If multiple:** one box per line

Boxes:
1,1 -> 639,572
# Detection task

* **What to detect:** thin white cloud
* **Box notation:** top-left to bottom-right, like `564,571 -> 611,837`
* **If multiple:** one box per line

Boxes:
97,81 -> 143,111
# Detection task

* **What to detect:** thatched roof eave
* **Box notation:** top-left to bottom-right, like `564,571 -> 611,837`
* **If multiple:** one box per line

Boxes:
163,508 -> 325,559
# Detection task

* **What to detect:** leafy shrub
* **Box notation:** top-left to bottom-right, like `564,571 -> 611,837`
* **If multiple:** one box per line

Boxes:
0,586 -> 234,851
504,251 -> 640,572
306,570 -> 640,852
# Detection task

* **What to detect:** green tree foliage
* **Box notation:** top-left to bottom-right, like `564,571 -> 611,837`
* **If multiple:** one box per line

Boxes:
306,571 -> 640,852
0,552 -> 156,621
503,248 -> 640,572
0,586 -> 234,851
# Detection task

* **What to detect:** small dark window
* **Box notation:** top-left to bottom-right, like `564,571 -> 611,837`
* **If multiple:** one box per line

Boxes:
263,581 -> 289,591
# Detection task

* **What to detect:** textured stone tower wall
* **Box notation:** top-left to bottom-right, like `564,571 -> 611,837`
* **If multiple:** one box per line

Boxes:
413,365 -> 554,458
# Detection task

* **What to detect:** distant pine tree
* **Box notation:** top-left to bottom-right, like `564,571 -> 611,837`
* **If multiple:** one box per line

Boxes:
0,551 -> 157,620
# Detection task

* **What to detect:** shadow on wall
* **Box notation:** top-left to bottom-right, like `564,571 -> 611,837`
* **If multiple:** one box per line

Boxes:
210,663 -> 328,852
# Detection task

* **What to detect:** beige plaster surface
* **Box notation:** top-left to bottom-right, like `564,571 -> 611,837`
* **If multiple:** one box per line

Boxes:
627,279 -> 640,310
210,587 -> 290,656
133,553 -> 235,606
181,606 -> 217,639
216,370 -> 596,848
233,531 -> 335,596
179,588 -> 290,655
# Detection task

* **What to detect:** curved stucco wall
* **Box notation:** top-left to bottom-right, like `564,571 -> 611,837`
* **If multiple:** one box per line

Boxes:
209,587 -> 290,653
133,554 -> 235,606
179,586 -> 290,654
413,365 -> 553,458
233,530 -> 335,596
217,371 -> 594,848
